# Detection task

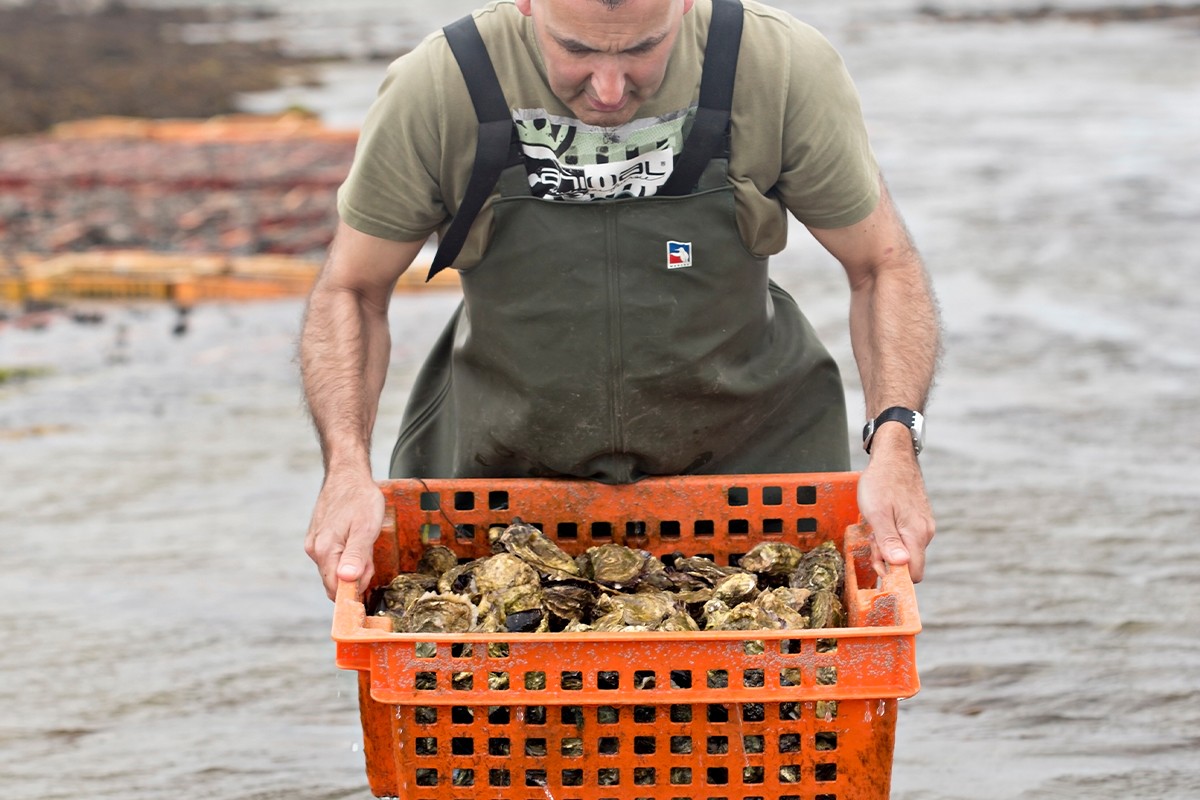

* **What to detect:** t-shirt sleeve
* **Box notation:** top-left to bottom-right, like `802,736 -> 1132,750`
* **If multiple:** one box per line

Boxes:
336,42 -> 450,242
775,23 -> 880,229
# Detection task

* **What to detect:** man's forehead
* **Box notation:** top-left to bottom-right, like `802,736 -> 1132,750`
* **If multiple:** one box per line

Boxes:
535,0 -> 680,36
534,0 -> 680,18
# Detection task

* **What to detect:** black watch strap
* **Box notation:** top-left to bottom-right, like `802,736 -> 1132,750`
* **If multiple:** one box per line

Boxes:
862,406 -> 923,455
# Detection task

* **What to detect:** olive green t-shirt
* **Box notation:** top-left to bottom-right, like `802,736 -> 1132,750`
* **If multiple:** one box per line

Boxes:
338,0 -> 880,267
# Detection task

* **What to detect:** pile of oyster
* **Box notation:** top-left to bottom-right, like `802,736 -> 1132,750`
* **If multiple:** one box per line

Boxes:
376,520 -> 846,634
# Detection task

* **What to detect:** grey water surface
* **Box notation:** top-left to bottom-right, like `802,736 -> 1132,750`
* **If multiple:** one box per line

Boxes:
2,2 -> 1198,798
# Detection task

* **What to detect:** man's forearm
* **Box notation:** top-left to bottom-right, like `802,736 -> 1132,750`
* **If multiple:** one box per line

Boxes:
300,281 -> 392,475
848,244 -> 942,419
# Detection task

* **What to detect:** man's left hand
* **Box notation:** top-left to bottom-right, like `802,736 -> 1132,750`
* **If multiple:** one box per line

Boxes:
856,426 -> 935,582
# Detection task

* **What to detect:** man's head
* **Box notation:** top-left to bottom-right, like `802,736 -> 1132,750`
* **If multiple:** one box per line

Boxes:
515,0 -> 695,127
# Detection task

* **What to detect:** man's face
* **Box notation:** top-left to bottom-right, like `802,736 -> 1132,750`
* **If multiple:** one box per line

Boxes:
516,0 -> 695,127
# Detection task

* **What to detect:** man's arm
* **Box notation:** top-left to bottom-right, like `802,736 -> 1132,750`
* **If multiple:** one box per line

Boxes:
807,178 -> 942,582
301,221 -> 427,599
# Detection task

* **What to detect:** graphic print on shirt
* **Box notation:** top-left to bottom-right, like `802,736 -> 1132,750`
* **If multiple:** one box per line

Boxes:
513,107 -> 693,201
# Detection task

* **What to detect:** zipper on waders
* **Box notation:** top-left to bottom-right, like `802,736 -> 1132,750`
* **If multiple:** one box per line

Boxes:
604,203 -> 625,456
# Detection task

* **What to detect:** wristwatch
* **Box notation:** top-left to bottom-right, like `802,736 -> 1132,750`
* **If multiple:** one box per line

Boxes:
862,406 -> 925,455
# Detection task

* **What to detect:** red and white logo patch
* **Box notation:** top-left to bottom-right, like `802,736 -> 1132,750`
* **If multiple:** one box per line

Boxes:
667,241 -> 693,269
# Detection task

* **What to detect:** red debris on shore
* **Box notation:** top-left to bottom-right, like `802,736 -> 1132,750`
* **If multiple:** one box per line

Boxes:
0,115 -> 358,260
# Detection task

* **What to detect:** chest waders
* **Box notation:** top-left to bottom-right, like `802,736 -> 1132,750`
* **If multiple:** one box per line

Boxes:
391,0 -> 850,483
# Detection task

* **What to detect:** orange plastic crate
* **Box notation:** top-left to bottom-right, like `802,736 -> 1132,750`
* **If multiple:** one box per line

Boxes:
333,472 -> 921,800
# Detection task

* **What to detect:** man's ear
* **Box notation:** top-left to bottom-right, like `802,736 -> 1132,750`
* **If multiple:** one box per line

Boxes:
515,0 -> 532,16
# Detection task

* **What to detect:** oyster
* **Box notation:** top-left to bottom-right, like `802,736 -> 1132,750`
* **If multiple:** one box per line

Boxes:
416,545 -> 459,577
633,553 -> 677,592
487,524 -> 507,553
581,543 -> 646,589
492,581 -> 544,616
592,591 -> 680,631
755,587 -> 809,629
701,597 -> 730,628
395,591 -> 477,633
807,588 -> 846,629
498,520 -> 581,579
379,573 -> 438,616
659,609 -> 701,632
674,555 -> 741,585
673,587 -> 715,626
740,542 -> 805,577
705,600 -> 776,631
712,572 -> 759,606
790,540 -> 845,594
503,608 -> 546,633
476,568 -> 545,633
473,599 -> 505,633
437,560 -> 480,598
664,567 -> 711,593
473,553 -> 539,595
543,583 -> 595,625
561,619 -> 593,632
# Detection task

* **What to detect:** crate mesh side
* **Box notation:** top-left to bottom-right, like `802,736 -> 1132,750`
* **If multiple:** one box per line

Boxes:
376,698 -> 896,800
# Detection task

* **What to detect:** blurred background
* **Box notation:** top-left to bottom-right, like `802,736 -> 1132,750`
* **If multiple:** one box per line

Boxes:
1,1 -> 1198,799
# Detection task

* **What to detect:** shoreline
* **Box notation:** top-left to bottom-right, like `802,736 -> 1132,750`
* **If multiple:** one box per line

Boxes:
0,1 -> 345,138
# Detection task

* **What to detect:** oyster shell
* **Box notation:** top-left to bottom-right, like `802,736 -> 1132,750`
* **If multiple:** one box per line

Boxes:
740,542 -> 805,577
493,581 -> 544,616
394,591 -> 477,633
659,609 -> 701,632
712,572 -> 759,606
498,520 -> 581,579
664,567 -> 712,593
437,560 -> 480,598
379,573 -> 438,616
561,619 -> 593,632
581,543 -> 646,589
592,591 -> 680,630
705,600 -> 776,631
674,555 -> 741,585
416,545 -> 459,577
473,553 -> 539,595
543,583 -> 595,624
633,553 -> 677,591
487,524 -> 507,553
790,540 -> 845,594
807,588 -> 846,629
503,608 -> 547,633
755,586 -> 809,629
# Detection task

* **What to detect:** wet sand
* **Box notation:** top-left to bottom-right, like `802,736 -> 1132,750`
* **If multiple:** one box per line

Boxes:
2,2 -> 1199,799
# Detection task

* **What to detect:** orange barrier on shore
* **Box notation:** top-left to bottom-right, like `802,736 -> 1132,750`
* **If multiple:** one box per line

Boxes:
49,112 -> 360,143
0,251 -> 459,305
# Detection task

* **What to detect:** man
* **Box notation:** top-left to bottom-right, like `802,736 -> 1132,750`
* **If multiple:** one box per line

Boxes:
302,0 -> 941,600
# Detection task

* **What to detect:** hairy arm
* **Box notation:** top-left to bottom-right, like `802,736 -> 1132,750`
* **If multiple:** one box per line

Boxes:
807,179 -> 942,581
301,221 -> 427,598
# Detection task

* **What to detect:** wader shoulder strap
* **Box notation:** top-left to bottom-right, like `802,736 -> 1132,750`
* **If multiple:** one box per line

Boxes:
427,15 -> 521,281
427,0 -> 744,278
658,0 -> 744,197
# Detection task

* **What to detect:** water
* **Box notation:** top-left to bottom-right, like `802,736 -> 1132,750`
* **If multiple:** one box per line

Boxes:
2,2 -> 1199,798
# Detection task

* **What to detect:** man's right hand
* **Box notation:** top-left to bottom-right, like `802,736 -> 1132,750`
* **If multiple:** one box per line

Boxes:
304,471 -> 386,600
299,225 -> 428,600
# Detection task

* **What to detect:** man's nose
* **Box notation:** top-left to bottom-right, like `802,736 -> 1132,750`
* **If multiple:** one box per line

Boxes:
590,61 -> 627,106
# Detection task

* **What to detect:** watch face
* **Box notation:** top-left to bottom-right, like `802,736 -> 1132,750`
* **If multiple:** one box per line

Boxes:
911,411 -> 926,455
